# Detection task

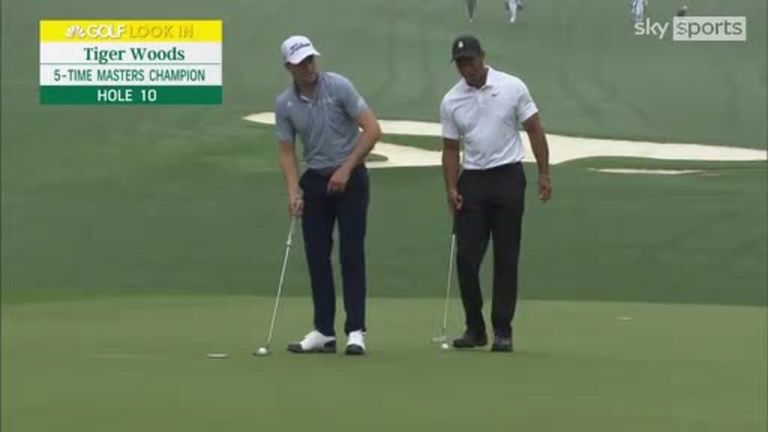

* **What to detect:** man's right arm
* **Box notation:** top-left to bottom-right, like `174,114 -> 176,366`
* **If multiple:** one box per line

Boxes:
442,138 -> 462,213
440,100 -> 462,213
275,102 -> 303,216
278,142 -> 302,216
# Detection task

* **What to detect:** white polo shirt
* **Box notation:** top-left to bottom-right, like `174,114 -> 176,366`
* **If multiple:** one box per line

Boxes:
440,66 -> 538,170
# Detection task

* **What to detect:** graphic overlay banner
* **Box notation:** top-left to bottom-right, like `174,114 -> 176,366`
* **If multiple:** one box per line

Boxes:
39,20 -> 222,104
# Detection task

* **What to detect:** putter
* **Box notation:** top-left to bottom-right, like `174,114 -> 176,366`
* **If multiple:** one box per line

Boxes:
254,216 -> 298,357
432,232 -> 456,345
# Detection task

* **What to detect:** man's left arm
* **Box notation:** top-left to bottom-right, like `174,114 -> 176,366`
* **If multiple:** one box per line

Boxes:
343,110 -> 382,170
328,78 -> 382,193
514,80 -> 552,203
522,113 -> 552,203
328,110 -> 381,193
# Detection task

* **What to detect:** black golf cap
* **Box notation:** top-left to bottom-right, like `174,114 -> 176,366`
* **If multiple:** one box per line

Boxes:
451,35 -> 484,61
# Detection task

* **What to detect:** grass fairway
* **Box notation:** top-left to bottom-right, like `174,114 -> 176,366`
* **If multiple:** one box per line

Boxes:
2,297 -> 766,431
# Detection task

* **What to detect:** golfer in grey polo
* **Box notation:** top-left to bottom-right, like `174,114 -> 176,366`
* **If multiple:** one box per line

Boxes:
276,75 -> 368,171
274,35 -> 382,356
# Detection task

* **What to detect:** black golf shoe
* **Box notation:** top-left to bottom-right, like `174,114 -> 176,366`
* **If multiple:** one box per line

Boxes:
491,335 -> 513,352
452,330 -> 488,349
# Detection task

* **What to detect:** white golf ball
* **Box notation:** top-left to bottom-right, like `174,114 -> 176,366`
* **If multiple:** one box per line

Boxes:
440,342 -> 450,350
256,347 -> 269,356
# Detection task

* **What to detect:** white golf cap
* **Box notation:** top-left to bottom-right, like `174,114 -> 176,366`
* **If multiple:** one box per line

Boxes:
280,35 -> 321,65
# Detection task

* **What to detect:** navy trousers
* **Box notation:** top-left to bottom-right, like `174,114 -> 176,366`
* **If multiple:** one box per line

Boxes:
299,165 -> 369,336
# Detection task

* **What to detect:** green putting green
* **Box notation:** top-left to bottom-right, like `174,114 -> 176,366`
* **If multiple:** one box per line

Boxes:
2,297 -> 766,431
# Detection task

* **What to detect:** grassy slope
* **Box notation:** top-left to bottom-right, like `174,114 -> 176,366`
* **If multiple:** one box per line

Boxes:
2,0 -> 765,304
2,162 -> 765,305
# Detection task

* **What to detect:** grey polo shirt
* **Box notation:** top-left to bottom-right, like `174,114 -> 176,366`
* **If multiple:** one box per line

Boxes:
275,72 -> 369,170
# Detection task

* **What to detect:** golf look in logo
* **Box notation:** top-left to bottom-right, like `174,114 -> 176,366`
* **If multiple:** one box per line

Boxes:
64,23 -> 197,40
39,20 -> 222,104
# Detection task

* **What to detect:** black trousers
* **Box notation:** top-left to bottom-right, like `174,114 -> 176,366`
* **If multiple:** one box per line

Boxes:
455,162 -> 526,338
299,165 -> 369,337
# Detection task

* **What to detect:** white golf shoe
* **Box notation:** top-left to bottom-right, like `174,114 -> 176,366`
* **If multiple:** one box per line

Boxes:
287,330 -> 336,353
345,330 -> 366,356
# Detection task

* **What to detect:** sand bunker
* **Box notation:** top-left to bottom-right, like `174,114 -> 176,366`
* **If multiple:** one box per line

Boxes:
244,112 -> 766,171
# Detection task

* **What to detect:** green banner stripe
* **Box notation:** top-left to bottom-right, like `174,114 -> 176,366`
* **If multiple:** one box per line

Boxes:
40,86 -> 221,105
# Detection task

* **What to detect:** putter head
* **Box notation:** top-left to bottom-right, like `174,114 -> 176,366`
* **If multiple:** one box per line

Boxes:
431,335 -> 447,344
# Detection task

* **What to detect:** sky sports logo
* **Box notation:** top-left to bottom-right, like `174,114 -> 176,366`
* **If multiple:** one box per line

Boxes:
635,16 -> 746,41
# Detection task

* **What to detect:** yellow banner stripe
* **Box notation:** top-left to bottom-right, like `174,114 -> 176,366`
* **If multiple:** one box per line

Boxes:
40,20 -> 221,42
